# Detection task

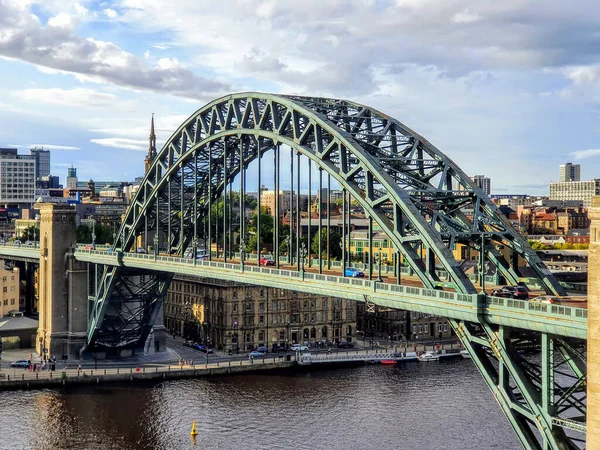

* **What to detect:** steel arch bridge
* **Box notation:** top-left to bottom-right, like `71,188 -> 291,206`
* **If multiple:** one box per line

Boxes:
86,93 -> 584,449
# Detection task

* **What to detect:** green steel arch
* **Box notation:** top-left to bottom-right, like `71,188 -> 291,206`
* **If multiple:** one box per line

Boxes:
88,92 -> 564,350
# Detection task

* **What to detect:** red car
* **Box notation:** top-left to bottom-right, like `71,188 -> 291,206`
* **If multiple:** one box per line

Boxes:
260,257 -> 275,266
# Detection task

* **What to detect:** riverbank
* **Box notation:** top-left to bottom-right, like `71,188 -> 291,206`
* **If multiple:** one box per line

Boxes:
0,357 -> 296,391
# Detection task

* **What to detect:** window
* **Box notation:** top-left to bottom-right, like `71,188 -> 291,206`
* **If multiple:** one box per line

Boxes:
418,325 -> 423,333
258,330 -> 265,342
304,301 -> 309,309
10,298 -> 15,305
444,322 -> 448,332
2,287 -> 6,293
322,299 -> 328,309
2,299 -> 6,306
279,330 -> 285,341
259,315 -> 264,325
437,323 -> 443,332
272,301 -> 277,311
259,302 -> 265,312
304,313 -> 309,323
233,290 -> 238,299
260,289 -> 264,297
233,302 -> 238,313
245,302 -> 252,312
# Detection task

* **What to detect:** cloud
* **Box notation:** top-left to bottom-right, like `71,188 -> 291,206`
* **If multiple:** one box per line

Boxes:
90,137 -> 147,151
451,9 -> 481,24
103,8 -> 118,19
15,88 -> 120,109
29,144 -> 80,150
0,2 -> 230,100
569,148 -> 600,160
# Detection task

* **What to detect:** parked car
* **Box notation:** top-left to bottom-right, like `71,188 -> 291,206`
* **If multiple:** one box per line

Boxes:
183,340 -> 196,348
135,247 -> 147,254
259,257 -> 275,266
13,240 -> 21,245
290,344 -> 309,352
490,286 -> 528,300
25,241 -> 34,247
248,350 -> 265,359
345,267 -> 365,277
338,341 -> 355,349
199,346 -> 214,354
255,346 -> 268,354
10,360 -> 30,368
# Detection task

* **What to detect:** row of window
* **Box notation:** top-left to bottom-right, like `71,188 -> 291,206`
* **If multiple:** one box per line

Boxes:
2,298 -> 16,306
412,322 -> 449,335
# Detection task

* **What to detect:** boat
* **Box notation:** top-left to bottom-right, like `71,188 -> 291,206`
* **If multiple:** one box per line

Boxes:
417,351 -> 439,362
460,350 -> 471,359
380,359 -> 396,365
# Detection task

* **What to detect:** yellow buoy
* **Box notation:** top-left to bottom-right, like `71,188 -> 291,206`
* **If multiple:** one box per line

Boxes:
190,420 -> 198,436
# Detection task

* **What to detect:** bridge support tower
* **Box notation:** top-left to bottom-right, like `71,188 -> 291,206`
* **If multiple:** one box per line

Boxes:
36,204 -> 88,360
589,196 -> 600,448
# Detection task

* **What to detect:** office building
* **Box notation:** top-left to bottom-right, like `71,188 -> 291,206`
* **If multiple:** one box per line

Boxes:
0,148 -> 36,205
559,163 -> 581,182
471,175 -> 491,195
30,147 -> 51,179
0,265 -> 21,317
549,180 -> 600,208
66,166 -> 78,189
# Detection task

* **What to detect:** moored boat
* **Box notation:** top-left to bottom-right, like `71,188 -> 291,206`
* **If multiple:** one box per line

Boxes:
417,351 -> 439,362
380,359 -> 396,365
460,350 -> 471,359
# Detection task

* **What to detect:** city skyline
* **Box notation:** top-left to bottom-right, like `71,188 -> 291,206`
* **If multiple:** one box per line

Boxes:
0,1 -> 599,194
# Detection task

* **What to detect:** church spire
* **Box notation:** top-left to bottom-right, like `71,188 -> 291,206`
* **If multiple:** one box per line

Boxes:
145,113 -> 157,174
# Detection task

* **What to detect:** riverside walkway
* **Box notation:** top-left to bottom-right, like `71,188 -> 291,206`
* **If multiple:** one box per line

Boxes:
0,355 -> 297,391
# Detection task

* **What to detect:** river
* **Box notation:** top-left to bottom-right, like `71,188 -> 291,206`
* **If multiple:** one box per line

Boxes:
0,360 -> 520,450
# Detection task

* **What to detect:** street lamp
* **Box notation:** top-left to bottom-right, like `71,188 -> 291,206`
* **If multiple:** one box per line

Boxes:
192,237 -> 198,266
183,301 -> 191,340
376,247 -> 383,283
233,321 -> 239,354
240,238 -> 246,272
339,241 -> 344,275
300,242 -> 307,277
287,235 -> 293,265
153,234 -> 159,261
91,220 -> 96,250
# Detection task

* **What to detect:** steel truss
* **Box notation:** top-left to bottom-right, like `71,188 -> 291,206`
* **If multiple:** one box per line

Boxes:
83,93 -> 583,447
452,320 -> 586,449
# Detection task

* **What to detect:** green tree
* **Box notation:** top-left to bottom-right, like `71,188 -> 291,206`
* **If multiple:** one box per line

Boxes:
247,212 -> 274,244
20,225 -> 40,241
311,228 -> 342,259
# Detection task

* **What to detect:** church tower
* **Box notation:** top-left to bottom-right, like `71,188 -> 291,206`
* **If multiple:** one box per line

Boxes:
144,114 -> 157,174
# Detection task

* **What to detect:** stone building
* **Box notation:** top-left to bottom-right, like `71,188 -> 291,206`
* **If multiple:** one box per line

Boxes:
0,264 -> 20,317
164,275 -> 357,352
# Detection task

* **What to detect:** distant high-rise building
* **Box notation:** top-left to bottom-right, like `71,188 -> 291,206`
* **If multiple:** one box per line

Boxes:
471,175 -> 491,195
0,148 -> 36,205
66,166 -> 78,189
559,163 -> 580,182
30,147 -> 51,179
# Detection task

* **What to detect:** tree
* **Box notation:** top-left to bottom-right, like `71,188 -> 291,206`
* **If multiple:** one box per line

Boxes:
247,212 -> 274,244
76,224 -> 115,244
311,228 -> 342,259
20,225 -> 39,241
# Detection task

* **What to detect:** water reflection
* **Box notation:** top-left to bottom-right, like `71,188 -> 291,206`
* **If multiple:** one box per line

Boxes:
1,362 -> 520,450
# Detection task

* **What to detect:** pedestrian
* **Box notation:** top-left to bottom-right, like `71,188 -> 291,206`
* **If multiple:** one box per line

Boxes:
77,364 -> 82,372
251,355 -> 254,364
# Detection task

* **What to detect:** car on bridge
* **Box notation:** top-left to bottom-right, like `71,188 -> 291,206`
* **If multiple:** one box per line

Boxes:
338,341 -> 355,349
530,296 -> 566,305
259,257 -> 275,266
490,286 -> 528,300
345,267 -> 365,277
10,360 -> 30,368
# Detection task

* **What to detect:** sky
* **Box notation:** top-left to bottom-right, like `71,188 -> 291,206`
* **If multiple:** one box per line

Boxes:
0,0 -> 599,195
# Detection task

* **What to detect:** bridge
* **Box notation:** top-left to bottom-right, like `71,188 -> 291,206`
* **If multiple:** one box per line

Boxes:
0,92 -> 594,450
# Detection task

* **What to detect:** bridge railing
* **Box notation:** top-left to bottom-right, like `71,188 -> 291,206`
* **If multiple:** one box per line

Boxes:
486,296 -> 587,320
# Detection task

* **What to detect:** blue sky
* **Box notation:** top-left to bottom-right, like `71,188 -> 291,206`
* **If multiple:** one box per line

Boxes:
0,0 -> 599,194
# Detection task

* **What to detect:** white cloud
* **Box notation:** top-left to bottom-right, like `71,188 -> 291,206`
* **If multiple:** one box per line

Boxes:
90,137 -> 147,151
0,2 -> 230,100
569,148 -> 600,160
15,88 -> 119,109
103,8 -> 117,19
452,9 -> 481,24
28,144 -> 80,150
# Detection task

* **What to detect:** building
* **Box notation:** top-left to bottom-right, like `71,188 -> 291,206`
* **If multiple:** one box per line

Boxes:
549,180 -> 600,208
30,147 -> 51,180
0,264 -> 21,317
471,175 -> 491,195
66,166 -> 78,189
0,148 -> 36,206
164,275 -> 357,352
559,163 -> 581,182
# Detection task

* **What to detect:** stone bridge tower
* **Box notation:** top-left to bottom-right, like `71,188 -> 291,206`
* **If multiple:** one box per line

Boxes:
589,196 -> 600,448
36,204 -> 88,360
